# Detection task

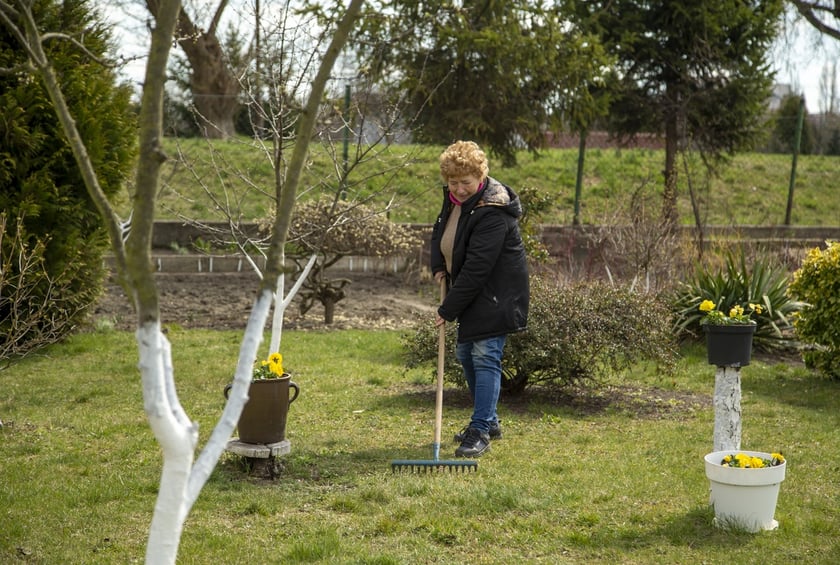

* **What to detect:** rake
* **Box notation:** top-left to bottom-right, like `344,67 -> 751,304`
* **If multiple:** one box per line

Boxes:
391,279 -> 478,473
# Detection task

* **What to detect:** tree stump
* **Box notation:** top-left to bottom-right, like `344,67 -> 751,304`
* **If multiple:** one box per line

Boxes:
225,439 -> 291,479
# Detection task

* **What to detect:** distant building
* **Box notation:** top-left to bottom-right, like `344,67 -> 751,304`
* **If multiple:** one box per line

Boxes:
768,84 -> 793,111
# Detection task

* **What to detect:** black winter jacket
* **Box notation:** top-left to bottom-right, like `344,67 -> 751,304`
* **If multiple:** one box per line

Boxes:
430,176 -> 529,343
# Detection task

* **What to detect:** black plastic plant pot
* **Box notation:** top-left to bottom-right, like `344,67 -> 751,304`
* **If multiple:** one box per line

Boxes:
704,324 -> 756,367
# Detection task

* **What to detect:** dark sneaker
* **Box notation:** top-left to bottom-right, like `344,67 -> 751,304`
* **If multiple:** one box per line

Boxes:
454,427 -> 491,458
454,421 -> 502,443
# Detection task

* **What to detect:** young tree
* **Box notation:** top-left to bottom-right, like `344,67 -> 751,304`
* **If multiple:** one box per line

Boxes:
159,2 -> 430,333
564,0 -> 784,226
0,0 -> 364,563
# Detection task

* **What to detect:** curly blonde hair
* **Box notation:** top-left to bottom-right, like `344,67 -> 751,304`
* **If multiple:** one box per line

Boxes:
439,140 -> 489,182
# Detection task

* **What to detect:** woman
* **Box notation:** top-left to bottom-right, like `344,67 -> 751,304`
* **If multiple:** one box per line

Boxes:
430,140 -> 529,458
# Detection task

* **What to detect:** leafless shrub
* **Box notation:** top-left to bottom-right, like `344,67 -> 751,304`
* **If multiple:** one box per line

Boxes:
283,198 -> 422,323
594,180 -> 694,293
0,214 -> 89,366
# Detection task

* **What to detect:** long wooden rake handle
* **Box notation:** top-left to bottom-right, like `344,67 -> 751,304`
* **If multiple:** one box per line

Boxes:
433,278 -> 446,460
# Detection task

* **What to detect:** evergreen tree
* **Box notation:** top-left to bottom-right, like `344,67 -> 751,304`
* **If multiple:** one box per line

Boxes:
769,94 -> 814,154
354,0 -> 609,166
827,128 -> 840,156
0,0 -> 136,357
564,0 -> 784,225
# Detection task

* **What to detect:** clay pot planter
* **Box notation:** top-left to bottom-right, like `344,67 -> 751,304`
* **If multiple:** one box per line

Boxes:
224,375 -> 299,445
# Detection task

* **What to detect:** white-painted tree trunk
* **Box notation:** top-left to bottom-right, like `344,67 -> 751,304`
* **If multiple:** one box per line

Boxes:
713,366 -> 742,451
141,287 -> 273,564
138,323 -> 195,562
268,252 -> 318,355
184,288 -> 274,506
140,283 -> 289,561
140,1 -> 363,559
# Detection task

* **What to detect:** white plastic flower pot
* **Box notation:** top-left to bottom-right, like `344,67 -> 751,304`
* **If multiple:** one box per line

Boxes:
704,450 -> 786,532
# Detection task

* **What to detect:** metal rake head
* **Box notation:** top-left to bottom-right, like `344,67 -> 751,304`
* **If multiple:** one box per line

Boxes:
390,459 -> 478,473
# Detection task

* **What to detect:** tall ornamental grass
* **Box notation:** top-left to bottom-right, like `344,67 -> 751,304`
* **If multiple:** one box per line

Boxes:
671,251 -> 803,351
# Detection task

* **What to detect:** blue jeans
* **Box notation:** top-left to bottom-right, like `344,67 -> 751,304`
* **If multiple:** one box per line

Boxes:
455,335 -> 507,434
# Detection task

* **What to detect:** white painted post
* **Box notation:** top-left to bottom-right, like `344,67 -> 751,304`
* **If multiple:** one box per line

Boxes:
713,366 -> 742,451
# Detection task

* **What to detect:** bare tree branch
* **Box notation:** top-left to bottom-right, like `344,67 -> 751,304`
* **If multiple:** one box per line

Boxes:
208,0 -> 228,35
791,0 -> 840,41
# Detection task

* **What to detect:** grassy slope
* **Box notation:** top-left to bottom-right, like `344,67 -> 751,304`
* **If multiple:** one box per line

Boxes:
2,330 -> 838,563
149,138 -> 840,227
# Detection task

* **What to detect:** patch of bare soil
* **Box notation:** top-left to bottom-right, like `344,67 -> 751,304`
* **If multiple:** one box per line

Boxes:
92,271 -> 438,332
92,270 -> 711,417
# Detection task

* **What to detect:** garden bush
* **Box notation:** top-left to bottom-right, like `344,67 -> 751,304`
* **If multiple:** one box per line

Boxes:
402,276 -> 677,394
787,241 -> 840,378
0,214 -> 93,363
670,251 -> 803,351
278,198 -> 421,324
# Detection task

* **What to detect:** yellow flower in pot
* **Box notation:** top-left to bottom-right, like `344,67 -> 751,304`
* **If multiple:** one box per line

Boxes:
720,452 -> 785,468
705,450 -> 787,532
699,301 -> 763,367
253,352 -> 284,379
699,300 -> 763,325
225,352 -> 299,445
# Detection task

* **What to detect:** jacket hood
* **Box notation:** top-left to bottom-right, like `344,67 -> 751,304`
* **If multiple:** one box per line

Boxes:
474,177 -> 522,218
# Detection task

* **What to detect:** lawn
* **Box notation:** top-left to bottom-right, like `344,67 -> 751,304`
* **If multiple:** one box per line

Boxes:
2,329 -> 839,563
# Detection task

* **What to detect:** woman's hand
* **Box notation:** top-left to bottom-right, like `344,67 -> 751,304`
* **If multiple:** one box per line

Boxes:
434,272 -> 446,326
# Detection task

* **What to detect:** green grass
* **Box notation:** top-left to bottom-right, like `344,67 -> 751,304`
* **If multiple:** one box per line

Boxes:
148,138 -> 840,227
2,329 -> 839,563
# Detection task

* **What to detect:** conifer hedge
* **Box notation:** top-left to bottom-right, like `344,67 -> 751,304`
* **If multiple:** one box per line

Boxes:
0,0 -> 136,360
